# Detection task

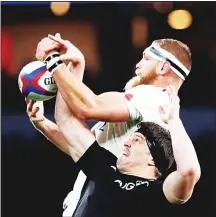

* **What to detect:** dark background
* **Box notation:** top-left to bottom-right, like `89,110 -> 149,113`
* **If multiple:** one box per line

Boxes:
2,2 -> 215,217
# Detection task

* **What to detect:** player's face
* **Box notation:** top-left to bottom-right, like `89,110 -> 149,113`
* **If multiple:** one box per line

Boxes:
124,48 -> 160,90
135,50 -> 159,84
117,132 -> 150,171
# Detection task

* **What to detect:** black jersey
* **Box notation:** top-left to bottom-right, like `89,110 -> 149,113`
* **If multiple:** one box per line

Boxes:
74,141 -> 173,217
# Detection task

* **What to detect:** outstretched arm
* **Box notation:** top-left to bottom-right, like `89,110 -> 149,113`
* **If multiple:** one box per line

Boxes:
52,62 -> 129,122
162,86 -> 201,204
57,115 -> 96,162
26,98 -> 71,155
26,33 -> 91,157
27,31 -> 86,156
35,36 -> 130,122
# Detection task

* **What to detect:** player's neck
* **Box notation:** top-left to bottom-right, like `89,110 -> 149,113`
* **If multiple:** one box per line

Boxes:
150,80 -> 169,89
123,165 -> 158,180
148,77 -> 180,93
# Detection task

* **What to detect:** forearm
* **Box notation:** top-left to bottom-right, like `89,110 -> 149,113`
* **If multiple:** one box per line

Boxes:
55,93 -> 97,162
55,60 -> 84,123
53,63 -> 97,119
48,55 -> 130,122
38,118 -> 70,156
58,118 -> 96,162
169,118 -> 201,179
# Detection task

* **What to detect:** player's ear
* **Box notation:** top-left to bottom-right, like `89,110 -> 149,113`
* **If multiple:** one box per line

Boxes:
148,156 -> 155,166
156,61 -> 170,76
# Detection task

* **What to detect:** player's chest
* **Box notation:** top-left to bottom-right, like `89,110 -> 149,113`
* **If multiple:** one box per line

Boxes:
113,176 -> 155,192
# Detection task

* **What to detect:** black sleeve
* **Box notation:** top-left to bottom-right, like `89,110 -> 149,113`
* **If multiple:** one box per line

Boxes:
76,141 -> 118,181
148,181 -> 171,206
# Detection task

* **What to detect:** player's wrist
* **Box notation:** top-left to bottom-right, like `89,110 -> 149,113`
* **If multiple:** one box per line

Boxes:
44,52 -> 63,75
43,50 -> 58,61
32,119 -> 45,130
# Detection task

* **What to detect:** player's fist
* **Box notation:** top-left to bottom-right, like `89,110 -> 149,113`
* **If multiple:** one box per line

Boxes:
48,33 -> 85,65
35,36 -> 61,61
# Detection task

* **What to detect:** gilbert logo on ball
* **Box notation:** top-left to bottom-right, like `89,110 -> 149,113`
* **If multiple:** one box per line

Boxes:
18,60 -> 57,101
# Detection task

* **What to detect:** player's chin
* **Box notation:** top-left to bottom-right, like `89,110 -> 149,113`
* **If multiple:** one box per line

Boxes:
134,74 -> 143,83
122,150 -> 129,157
135,68 -> 141,75
117,156 -> 126,168
118,155 -> 126,164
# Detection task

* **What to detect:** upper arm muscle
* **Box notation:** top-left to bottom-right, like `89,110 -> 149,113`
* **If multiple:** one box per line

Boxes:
163,171 -> 197,204
84,92 -> 130,122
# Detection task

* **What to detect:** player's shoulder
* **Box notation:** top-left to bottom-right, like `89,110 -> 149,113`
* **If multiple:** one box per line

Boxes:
125,84 -> 169,102
126,84 -> 165,94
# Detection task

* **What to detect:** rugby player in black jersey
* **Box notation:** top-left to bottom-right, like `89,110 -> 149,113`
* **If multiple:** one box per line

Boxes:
53,85 -> 201,217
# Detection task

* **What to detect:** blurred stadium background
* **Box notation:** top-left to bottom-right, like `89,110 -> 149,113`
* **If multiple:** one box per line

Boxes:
2,1 -> 214,217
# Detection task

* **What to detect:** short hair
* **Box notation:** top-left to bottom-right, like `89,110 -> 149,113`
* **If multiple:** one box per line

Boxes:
137,122 -> 174,173
152,38 -> 192,72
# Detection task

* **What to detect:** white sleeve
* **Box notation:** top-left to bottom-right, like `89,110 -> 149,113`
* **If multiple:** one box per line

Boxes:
62,171 -> 87,216
124,85 -> 170,129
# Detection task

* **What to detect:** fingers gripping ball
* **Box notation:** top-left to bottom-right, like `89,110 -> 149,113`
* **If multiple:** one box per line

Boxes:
18,61 -> 57,101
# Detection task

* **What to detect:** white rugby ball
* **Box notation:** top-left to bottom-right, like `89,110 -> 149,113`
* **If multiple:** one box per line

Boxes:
18,60 -> 57,101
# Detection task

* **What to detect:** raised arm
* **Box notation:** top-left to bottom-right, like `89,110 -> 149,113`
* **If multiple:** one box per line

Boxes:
26,33 -> 87,156
162,86 -> 201,204
26,98 -> 71,155
52,62 -> 129,122
27,95 -> 96,162
35,36 -> 130,122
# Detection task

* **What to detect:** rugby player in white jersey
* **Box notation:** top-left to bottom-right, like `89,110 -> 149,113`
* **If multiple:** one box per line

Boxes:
28,34 -> 192,216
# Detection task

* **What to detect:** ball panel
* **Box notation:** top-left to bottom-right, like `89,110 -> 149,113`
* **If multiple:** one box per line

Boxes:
18,74 -> 23,92
19,69 -> 52,97
18,60 -> 57,101
38,71 -> 57,93
21,61 -> 46,75
26,67 -> 51,92
27,92 -> 56,101
23,65 -> 47,83
18,72 -> 28,94
23,81 -> 56,97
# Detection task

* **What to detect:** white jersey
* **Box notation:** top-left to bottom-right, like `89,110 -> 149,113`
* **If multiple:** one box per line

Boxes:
62,84 -> 170,216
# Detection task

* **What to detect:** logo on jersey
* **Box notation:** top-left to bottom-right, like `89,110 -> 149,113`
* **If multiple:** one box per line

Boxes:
125,94 -> 133,101
114,179 -> 153,190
